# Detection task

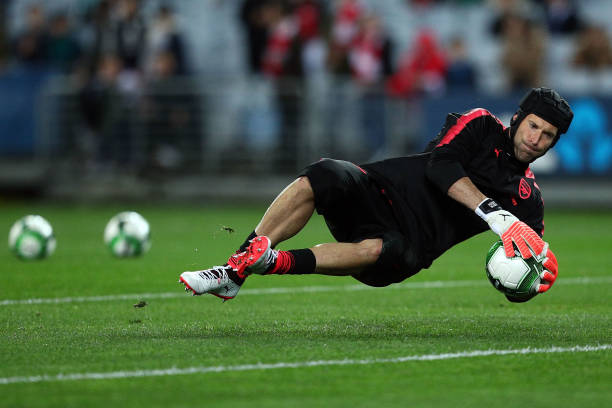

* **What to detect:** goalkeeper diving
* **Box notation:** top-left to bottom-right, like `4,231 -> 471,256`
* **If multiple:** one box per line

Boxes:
179,87 -> 572,303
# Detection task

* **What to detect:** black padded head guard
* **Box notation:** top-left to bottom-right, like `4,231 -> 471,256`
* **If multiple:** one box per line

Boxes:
510,87 -> 574,145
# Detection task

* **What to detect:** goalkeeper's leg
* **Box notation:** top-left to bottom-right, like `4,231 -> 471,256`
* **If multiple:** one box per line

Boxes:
179,235 -> 384,298
240,236 -> 383,277
179,176 -> 318,299
253,176 -> 316,245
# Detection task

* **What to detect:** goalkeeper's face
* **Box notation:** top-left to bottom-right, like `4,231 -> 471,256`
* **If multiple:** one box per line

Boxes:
513,113 -> 559,163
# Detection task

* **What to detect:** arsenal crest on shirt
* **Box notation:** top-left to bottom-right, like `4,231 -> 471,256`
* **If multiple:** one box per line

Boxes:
519,178 -> 532,199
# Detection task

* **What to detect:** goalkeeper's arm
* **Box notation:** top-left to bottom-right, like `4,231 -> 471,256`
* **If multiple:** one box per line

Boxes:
447,177 -> 544,259
447,177 -> 559,295
446,176 -> 487,214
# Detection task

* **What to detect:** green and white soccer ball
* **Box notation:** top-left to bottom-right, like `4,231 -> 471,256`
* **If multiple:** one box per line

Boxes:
8,215 -> 56,260
485,240 -> 543,300
104,211 -> 151,257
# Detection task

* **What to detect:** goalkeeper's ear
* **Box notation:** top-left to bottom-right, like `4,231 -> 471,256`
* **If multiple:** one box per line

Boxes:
505,292 -> 537,303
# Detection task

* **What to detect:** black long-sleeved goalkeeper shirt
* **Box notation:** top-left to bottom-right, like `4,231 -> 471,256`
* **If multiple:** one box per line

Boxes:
362,108 -> 544,271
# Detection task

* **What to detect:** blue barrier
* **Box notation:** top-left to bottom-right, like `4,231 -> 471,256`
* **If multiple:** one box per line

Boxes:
556,98 -> 612,174
0,65 -> 54,156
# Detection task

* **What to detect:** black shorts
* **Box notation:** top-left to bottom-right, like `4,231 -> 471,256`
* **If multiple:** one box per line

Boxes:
300,159 -> 421,286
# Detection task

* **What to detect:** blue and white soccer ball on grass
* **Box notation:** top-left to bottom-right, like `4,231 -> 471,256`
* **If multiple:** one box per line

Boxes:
104,211 -> 151,257
485,240 -> 543,300
8,215 -> 56,260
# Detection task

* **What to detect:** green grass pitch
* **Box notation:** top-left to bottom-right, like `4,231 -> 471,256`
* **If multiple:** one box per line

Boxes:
0,203 -> 610,408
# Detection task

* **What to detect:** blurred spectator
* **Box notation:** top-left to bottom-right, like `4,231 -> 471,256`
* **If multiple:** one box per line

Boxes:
76,53 -> 125,168
327,0 -> 364,76
12,3 -> 48,65
349,13 -> 393,155
262,1 -> 301,168
257,0 -> 330,78
149,50 -> 178,79
261,0 -> 324,169
488,0 -> 535,37
572,25 -> 612,71
142,51 -> 200,174
145,5 -> 187,76
261,0 -> 323,78
80,0 -> 117,76
536,0 -> 581,35
445,36 -> 476,91
500,14 -> 546,90
240,0 -> 272,74
105,0 -> 145,96
115,0 -> 146,71
294,0 -> 326,75
46,12 -> 81,73
348,13 -> 393,85
261,2 -> 295,76
387,29 -> 447,96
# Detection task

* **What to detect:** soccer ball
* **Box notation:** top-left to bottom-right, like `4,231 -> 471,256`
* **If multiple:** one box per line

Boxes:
104,211 -> 151,257
485,240 -> 542,299
8,215 -> 56,260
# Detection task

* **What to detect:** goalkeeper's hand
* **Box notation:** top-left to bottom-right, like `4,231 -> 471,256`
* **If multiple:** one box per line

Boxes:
537,247 -> 558,293
475,198 -> 547,260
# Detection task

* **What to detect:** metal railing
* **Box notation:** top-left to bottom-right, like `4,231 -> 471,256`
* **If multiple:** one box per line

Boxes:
34,75 -> 421,192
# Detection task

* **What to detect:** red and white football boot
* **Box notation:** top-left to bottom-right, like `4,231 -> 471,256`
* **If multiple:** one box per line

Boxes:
178,236 -> 274,300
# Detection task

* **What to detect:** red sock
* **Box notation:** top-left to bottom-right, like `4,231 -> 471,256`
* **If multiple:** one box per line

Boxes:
266,249 -> 316,275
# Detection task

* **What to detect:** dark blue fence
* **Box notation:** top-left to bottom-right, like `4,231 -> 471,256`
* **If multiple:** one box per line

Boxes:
0,66 -> 56,156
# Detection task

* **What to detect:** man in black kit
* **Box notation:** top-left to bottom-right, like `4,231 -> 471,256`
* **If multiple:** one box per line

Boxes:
179,87 -> 573,303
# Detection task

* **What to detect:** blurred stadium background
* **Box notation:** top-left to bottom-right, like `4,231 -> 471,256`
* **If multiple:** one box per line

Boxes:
1,0 -> 611,205
2,2 -> 611,405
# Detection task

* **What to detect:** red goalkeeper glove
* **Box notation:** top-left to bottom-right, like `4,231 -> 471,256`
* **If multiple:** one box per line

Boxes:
537,247 -> 558,293
476,198 -> 547,260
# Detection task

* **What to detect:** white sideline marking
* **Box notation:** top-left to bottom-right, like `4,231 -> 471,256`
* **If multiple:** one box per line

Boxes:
0,344 -> 609,385
1,276 -> 611,306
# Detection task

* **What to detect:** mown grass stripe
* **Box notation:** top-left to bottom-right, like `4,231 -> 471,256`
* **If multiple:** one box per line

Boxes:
1,276 -> 610,306
0,344 -> 609,385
